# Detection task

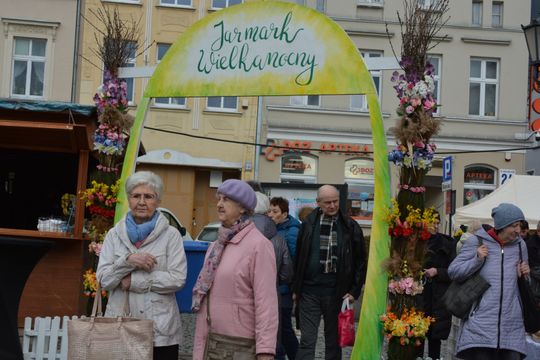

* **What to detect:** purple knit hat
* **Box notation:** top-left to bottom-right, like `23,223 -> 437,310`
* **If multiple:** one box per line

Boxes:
217,179 -> 257,212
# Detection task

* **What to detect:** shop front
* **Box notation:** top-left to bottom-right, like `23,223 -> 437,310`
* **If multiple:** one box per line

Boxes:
258,138 -> 377,232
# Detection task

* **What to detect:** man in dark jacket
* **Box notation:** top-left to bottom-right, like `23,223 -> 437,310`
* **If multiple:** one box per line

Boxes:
292,185 -> 367,360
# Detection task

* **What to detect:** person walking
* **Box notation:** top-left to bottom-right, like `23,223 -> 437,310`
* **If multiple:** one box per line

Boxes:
292,185 -> 367,360
448,203 -> 530,360
191,179 -> 278,360
269,196 -> 301,360
421,212 -> 456,359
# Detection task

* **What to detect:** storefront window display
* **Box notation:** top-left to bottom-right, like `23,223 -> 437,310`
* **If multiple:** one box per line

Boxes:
345,158 -> 375,222
280,153 -> 318,183
463,164 -> 497,205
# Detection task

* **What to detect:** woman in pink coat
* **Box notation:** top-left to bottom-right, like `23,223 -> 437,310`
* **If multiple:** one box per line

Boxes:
192,179 -> 278,360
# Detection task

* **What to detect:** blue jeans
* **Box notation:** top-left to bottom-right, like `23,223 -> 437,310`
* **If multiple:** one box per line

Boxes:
275,293 -> 299,360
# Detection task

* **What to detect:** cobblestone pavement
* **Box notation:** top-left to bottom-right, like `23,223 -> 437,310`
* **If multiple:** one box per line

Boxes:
178,312 -> 351,359
178,312 -> 454,359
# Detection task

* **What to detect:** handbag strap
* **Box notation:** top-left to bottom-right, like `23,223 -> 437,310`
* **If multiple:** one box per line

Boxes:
475,236 -> 486,272
206,291 -> 212,331
92,281 -> 131,317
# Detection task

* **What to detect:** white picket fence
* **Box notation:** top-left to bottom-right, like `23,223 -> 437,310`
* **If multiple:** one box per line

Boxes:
22,316 -> 82,360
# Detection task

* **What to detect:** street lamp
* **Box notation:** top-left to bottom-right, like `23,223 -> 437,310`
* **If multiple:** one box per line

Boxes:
522,19 -> 540,65
522,18 -> 540,133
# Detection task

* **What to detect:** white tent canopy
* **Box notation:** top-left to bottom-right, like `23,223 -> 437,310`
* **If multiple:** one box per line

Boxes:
454,175 -> 540,227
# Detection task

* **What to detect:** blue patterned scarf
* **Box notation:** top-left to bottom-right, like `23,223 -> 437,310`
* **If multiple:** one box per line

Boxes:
126,211 -> 159,244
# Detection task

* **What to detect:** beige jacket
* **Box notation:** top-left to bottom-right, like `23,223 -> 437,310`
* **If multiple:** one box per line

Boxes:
96,212 -> 187,347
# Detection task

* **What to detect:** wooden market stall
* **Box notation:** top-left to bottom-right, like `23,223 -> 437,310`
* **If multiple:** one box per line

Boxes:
0,99 -> 97,325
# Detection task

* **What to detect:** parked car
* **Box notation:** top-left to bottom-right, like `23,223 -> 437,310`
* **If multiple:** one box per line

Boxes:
158,207 -> 193,240
195,222 -> 220,242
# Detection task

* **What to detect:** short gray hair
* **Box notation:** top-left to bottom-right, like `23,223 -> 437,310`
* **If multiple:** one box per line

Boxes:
125,171 -> 164,200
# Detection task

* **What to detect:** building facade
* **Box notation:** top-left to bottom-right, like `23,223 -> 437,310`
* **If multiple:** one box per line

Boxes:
77,0 -> 258,236
258,0 -> 532,234
0,0 -> 80,101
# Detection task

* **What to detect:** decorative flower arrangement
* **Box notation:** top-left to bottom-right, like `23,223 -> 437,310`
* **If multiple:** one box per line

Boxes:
93,123 -> 127,157
83,268 -> 107,298
61,193 -> 76,216
80,180 -> 120,218
385,199 -> 437,242
380,307 -> 434,346
381,2 -> 449,358
388,142 -> 436,171
391,61 -> 438,117
93,70 -> 129,115
388,277 -> 424,296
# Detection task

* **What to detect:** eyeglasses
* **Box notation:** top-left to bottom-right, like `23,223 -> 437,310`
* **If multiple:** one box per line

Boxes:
129,193 -> 157,201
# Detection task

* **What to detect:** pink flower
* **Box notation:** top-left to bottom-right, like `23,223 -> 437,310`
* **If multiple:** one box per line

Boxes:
410,97 -> 421,107
423,99 -> 435,110
407,83 -> 414,90
405,105 -> 414,114
400,97 -> 409,105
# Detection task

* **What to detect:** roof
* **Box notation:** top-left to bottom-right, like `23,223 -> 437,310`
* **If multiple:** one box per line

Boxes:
0,98 -> 96,117
454,175 -> 540,226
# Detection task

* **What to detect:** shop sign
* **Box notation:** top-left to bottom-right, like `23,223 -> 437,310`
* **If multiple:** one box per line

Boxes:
344,159 -> 374,180
499,169 -> 516,186
464,166 -> 495,184
281,154 -> 317,176
265,139 -> 371,161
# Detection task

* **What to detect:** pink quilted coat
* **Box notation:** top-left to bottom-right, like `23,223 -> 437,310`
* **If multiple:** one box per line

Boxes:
192,222 -> 278,359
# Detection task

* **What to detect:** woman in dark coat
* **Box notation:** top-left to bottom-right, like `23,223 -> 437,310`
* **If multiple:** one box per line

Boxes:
422,214 -> 456,359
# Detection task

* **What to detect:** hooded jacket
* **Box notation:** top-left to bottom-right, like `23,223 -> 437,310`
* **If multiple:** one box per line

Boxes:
96,212 -> 187,347
448,225 -> 529,357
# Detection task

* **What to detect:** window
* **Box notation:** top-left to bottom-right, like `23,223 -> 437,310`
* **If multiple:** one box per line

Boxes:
469,58 -> 498,118
154,44 -> 186,108
345,158 -> 375,222
427,55 -> 441,115
358,0 -> 383,5
212,0 -> 242,9
280,153 -> 318,184
316,0 -> 326,12
472,1 -> 483,26
290,95 -> 320,107
11,37 -> 47,98
351,51 -> 382,111
419,0 -> 439,9
207,96 -> 237,111
160,0 -> 191,6
118,41 -> 137,104
492,2 -> 503,27
463,165 -> 497,205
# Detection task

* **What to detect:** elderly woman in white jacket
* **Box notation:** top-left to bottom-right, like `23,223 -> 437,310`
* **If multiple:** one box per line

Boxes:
97,171 -> 187,360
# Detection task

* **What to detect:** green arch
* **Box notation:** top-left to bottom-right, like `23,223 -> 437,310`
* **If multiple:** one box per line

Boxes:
116,2 -> 390,358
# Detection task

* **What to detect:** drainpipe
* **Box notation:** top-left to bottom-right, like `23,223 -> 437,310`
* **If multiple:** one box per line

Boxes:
254,96 -> 263,180
71,0 -> 82,103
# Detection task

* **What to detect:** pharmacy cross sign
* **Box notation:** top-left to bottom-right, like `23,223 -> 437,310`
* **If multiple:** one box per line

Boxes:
116,2 -> 390,359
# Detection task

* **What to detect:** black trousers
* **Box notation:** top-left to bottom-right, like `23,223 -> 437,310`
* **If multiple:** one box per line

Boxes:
459,347 -> 522,360
296,292 -> 341,360
153,344 -> 179,360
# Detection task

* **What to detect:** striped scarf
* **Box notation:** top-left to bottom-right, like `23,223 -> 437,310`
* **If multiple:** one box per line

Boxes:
319,214 -> 338,274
